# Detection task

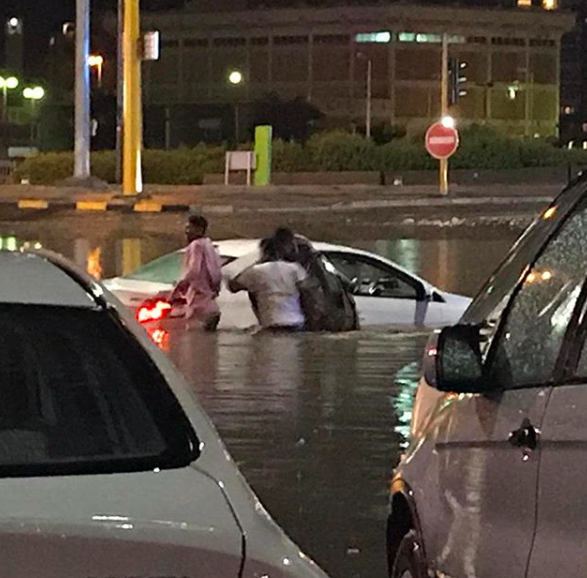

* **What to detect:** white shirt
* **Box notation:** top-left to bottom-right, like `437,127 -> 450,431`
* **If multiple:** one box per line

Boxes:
236,261 -> 308,328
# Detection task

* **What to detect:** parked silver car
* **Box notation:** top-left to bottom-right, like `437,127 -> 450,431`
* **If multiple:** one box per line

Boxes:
388,176 -> 587,578
0,249 -> 329,578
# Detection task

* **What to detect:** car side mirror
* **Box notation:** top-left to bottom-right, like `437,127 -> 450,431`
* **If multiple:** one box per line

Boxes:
422,324 -> 485,394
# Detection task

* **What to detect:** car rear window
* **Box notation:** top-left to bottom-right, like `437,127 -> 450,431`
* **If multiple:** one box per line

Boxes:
125,251 -> 234,284
0,304 -> 199,477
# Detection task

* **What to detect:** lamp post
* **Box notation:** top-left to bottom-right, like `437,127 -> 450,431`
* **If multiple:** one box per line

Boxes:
88,54 -> 104,88
0,76 -> 18,123
23,86 -> 45,146
228,69 -> 244,143
74,0 -> 91,180
356,52 -> 372,139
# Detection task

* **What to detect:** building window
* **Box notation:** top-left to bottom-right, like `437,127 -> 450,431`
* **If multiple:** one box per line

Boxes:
314,34 -> 349,45
213,37 -> 246,47
251,37 -> 269,46
517,0 -> 532,6
543,0 -> 558,9
398,32 -> 465,44
492,37 -> 526,46
467,36 -> 487,44
274,35 -> 309,45
530,38 -> 556,47
184,38 -> 208,48
355,31 -> 391,44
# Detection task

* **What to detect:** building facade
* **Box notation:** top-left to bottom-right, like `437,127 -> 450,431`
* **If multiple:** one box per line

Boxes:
143,3 -> 574,141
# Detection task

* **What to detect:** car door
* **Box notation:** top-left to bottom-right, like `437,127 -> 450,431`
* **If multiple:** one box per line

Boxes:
525,202 -> 587,578
430,198 -> 587,578
324,251 -> 425,327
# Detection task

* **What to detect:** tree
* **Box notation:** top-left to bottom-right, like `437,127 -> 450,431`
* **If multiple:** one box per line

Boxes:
252,93 -> 322,141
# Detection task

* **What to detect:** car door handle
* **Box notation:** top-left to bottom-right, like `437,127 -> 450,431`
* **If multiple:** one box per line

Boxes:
508,418 -> 539,451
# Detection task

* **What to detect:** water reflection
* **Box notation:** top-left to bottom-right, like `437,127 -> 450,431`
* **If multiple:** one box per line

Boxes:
165,328 -> 427,578
0,230 -> 518,297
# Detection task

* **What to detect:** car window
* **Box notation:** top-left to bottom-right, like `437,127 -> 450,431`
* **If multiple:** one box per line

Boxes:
125,251 -> 234,284
325,252 -> 419,299
488,201 -> 587,389
126,252 -> 183,284
0,304 -> 198,477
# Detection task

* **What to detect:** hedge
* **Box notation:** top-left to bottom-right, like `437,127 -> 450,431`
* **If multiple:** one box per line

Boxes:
13,128 -> 587,185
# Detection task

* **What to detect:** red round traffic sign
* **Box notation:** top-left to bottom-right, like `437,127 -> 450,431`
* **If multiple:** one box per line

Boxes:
425,123 -> 460,160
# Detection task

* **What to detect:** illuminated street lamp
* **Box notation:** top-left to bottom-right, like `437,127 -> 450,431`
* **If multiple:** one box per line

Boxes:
23,86 -> 46,146
0,75 -> 19,122
441,115 -> 456,129
228,70 -> 244,86
88,54 -> 104,87
227,69 -> 244,142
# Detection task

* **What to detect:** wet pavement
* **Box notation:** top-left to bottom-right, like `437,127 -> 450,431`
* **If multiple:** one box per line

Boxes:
0,215 -> 522,578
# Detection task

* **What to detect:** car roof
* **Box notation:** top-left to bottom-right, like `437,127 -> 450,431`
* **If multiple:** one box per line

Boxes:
0,250 -> 100,308
215,239 -> 260,259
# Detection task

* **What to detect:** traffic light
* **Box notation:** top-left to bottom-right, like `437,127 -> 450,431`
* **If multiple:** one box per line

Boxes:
448,57 -> 468,106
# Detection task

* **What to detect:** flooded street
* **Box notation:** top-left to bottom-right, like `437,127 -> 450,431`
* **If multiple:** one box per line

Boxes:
0,215 -> 521,578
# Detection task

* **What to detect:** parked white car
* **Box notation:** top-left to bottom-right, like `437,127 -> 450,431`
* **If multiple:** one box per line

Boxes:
104,239 -> 471,329
388,179 -> 587,578
0,248 -> 329,578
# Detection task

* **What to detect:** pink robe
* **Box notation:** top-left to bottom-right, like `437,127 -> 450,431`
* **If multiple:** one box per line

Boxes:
174,238 -> 223,321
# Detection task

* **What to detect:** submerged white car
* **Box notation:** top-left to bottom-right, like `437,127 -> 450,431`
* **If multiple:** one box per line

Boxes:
0,248 -> 329,578
104,239 -> 471,329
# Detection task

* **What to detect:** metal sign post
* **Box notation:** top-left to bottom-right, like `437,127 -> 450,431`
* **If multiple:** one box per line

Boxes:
122,0 -> 143,195
440,33 -> 449,196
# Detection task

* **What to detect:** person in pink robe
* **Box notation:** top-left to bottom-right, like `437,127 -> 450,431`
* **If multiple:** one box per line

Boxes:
170,215 -> 223,331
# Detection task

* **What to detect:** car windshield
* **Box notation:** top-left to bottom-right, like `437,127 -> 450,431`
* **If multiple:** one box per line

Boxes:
463,185 -> 584,327
124,251 -> 235,284
0,304 -> 199,478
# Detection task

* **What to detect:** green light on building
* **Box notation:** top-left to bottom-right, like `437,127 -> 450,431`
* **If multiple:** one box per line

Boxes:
355,31 -> 392,44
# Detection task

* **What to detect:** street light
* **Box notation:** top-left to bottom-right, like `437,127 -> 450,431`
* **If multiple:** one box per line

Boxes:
356,52 -> 372,139
227,69 -> 244,143
228,70 -> 244,86
441,115 -> 456,129
0,75 -> 19,122
23,86 -> 45,146
88,54 -> 104,87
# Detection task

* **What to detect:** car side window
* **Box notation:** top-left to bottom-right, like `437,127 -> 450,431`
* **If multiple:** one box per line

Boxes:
325,253 -> 419,300
488,202 -> 587,389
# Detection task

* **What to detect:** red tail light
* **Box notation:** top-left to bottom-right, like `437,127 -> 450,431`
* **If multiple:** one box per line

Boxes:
136,299 -> 172,324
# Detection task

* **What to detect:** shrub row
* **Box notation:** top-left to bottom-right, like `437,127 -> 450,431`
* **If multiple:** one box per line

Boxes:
14,127 -> 587,185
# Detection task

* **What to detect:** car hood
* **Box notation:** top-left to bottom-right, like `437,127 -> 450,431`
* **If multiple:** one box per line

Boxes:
0,467 -> 243,578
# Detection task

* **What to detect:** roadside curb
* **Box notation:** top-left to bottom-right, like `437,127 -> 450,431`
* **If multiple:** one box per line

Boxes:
1,195 -> 553,216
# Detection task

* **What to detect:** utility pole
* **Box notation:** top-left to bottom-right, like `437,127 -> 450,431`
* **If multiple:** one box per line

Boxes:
115,0 -> 124,184
440,33 -> 449,196
123,0 -> 143,195
366,58 -> 372,139
74,0 -> 91,180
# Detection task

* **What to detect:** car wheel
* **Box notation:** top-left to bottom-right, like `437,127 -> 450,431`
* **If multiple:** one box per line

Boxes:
391,530 -> 427,578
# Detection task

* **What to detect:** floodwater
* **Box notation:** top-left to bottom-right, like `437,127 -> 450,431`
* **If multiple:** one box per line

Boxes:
0,218 -> 521,578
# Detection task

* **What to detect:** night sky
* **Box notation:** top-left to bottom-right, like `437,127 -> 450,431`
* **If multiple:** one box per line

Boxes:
0,0 -> 184,76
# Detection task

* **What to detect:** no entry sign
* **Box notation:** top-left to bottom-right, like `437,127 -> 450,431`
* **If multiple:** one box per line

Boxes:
425,123 -> 459,160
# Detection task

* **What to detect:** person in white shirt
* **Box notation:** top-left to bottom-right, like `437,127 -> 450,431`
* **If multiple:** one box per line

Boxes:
230,237 -> 308,331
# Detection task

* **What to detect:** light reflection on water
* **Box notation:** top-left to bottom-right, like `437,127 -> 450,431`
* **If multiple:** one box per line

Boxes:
0,231 -> 518,297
